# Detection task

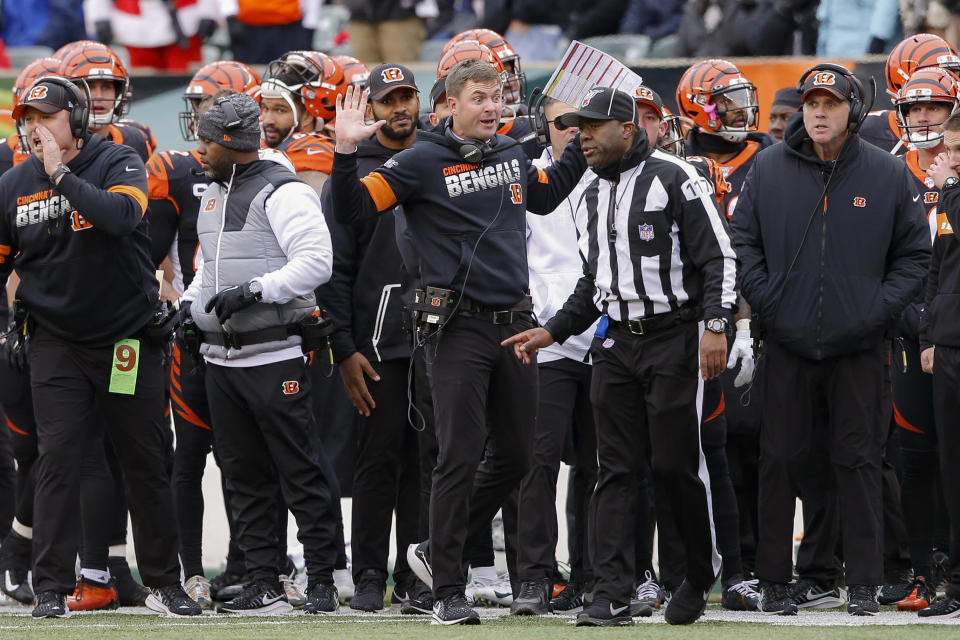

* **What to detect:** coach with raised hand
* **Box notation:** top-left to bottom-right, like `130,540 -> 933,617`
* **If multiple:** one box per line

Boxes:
0,76 -> 199,619
330,58 -> 586,625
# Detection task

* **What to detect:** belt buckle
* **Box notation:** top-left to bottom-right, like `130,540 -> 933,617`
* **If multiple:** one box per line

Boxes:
628,319 -> 645,335
223,331 -> 241,349
492,310 -> 513,325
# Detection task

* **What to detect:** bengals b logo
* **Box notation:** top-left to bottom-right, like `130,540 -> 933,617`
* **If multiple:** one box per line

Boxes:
813,72 -> 836,86
510,183 -> 523,205
282,381 -> 300,395
853,197 -> 866,207
203,198 -> 216,212
635,87 -> 654,100
28,85 -> 48,101
381,67 -> 404,82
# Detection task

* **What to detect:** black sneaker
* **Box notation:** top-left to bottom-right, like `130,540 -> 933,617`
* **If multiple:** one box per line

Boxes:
393,578 -> 433,615
144,583 -> 203,616
349,569 -> 385,612
215,579 -> 291,615
32,591 -> 69,618
664,580 -> 707,625
919,594 -> 960,618
847,584 -> 880,616
0,531 -> 34,605
760,581 -> 798,615
210,567 -> 247,602
304,582 -> 338,614
550,582 -> 584,613
510,578 -> 551,615
721,576 -> 760,611
575,597 -> 633,627
2,567 -> 34,605
789,578 -> 845,609
406,541 -> 433,589
878,571 -> 914,605
107,556 -> 149,606
431,592 -> 480,625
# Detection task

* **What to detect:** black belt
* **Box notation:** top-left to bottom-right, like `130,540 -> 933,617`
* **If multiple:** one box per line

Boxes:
608,308 -> 700,336
203,323 -> 301,350
458,295 -> 533,326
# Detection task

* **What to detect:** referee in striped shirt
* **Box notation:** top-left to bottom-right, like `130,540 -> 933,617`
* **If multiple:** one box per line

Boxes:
504,87 -> 737,626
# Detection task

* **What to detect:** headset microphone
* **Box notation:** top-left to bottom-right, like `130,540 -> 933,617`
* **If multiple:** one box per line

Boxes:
458,130 -> 537,163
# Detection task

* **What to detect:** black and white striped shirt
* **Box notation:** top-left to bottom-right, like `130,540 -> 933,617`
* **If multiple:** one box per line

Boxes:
577,148 -> 737,322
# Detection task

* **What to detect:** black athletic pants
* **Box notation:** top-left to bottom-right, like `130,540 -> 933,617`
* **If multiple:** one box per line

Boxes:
425,313 -> 536,600
206,357 -> 338,587
516,357 -> 596,585
350,358 -> 420,585
757,340 -> 885,586
590,322 -> 718,601
930,344 -> 960,599
29,325 -> 181,594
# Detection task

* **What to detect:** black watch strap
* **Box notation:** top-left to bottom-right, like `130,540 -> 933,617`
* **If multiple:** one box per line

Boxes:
49,164 -> 70,185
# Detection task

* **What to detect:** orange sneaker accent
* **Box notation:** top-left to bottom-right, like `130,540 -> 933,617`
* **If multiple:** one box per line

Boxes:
552,583 -> 566,599
897,585 -> 930,612
67,578 -> 120,611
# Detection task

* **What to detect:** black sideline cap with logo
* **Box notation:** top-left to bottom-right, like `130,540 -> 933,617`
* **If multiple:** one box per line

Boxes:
555,87 -> 638,129
12,79 -> 82,120
799,70 -> 854,102
368,64 -> 419,101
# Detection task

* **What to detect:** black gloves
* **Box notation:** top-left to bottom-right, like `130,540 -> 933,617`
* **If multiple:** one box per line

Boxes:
94,19 -> 114,45
175,301 -> 204,370
197,18 -> 218,40
204,281 -> 261,324
2,332 -> 28,374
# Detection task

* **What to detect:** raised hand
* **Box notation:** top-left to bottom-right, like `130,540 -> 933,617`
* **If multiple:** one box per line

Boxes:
334,85 -> 386,154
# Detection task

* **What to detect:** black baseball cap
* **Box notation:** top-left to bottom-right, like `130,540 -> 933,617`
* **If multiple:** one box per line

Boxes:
430,77 -> 446,110
799,68 -> 854,102
633,85 -> 663,118
772,86 -> 803,109
12,79 -> 81,120
555,87 -> 638,129
368,64 -> 419,101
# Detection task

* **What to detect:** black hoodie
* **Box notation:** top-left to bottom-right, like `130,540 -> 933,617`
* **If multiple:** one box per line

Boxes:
317,135 -> 414,364
0,134 -> 158,347
730,116 -> 931,360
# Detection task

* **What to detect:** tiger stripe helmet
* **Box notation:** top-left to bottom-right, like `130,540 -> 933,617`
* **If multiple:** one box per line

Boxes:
13,57 -> 61,105
179,60 -> 261,141
895,67 -> 960,149
436,40 -> 507,84
445,28 -> 525,103
886,33 -> 960,99
262,51 -> 346,124
658,106 -> 686,158
676,58 -> 758,142
332,55 -> 370,89
52,40 -> 103,59
57,41 -> 130,127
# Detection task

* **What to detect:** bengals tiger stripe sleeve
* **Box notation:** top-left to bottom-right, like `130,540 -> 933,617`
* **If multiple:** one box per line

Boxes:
55,144 -> 149,236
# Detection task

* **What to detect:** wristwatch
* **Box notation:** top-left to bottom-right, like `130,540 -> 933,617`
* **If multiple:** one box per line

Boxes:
943,176 -> 960,191
49,163 -> 70,186
246,279 -> 263,301
705,317 -> 728,334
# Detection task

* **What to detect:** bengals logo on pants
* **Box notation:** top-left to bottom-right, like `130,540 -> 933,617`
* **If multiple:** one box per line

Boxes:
282,380 -> 300,395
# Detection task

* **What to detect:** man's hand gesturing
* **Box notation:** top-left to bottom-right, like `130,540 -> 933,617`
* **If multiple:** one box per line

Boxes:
334,85 -> 386,154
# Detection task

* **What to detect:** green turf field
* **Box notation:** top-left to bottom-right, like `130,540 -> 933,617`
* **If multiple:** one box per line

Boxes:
2,607 -> 960,640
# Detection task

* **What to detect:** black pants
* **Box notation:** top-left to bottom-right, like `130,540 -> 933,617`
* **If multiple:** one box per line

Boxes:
517,357 -> 596,584
230,22 -> 314,64
590,322 -> 718,601
0,412 -> 13,539
757,341 -> 885,586
350,358 -> 420,584
206,357 -> 338,587
930,344 -> 960,599
412,349 -> 437,540
29,326 -> 181,594
425,313 -> 536,599
0,357 -> 37,530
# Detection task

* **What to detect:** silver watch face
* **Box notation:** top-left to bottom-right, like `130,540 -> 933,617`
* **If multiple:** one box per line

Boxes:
249,280 -> 263,295
707,318 -> 725,333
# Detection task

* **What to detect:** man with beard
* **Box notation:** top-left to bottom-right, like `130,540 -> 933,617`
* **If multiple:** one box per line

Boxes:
315,63 -> 432,614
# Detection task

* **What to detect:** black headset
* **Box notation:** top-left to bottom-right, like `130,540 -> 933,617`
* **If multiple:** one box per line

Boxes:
216,96 -> 243,130
795,63 -> 875,132
33,75 -> 91,141
443,120 -> 495,163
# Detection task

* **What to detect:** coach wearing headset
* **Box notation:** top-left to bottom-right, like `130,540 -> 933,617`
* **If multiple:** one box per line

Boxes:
330,58 -> 586,625
731,64 -> 930,616
0,76 -> 200,618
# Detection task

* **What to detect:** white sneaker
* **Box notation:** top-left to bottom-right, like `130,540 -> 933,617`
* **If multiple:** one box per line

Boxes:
333,568 -> 354,603
280,572 -> 306,607
183,575 -> 212,609
470,574 -> 513,607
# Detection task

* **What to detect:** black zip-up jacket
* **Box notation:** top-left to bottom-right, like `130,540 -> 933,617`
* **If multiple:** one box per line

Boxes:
730,116 -> 931,360
0,134 -> 158,347
330,125 -> 587,308
317,135 -> 413,364
921,186 -> 960,349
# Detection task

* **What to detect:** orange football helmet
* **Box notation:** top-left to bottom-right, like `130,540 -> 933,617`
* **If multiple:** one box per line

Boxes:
658,106 -> 686,158
676,59 -> 758,142
261,51 -> 346,126
52,40 -> 103,59
179,60 -> 262,141
332,55 -> 370,89
885,33 -> 960,98
436,40 -> 507,86
58,41 -> 130,126
445,28 -> 525,103
895,67 -> 960,149
13,57 -> 61,105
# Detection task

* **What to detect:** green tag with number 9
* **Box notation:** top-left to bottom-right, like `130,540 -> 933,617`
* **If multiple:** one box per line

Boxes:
109,339 -> 140,395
